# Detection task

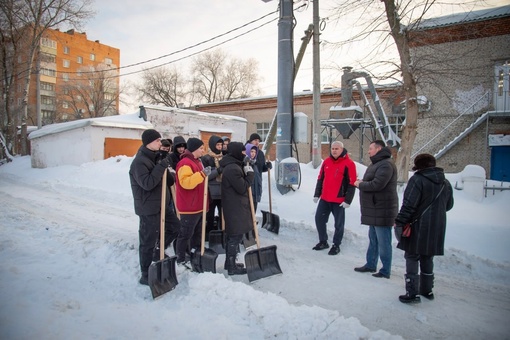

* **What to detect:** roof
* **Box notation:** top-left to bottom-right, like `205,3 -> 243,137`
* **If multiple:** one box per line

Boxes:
142,104 -> 248,123
411,5 -> 510,31
29,113 -> 151,140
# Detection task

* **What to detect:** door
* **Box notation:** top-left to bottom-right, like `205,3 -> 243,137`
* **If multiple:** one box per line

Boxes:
490,146 -> 510,182
495,64 -> 510,112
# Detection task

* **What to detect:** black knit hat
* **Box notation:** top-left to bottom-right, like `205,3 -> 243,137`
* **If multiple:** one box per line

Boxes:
187,137 -> 204,152
412,153 -> 436,171
161,139 -> 172,147
142,129 -> 161,146
249,133 -> 261,142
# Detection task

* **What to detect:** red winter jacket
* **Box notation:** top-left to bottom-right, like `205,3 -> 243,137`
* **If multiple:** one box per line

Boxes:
175,150 -> 208,214
314,149 -> 357,204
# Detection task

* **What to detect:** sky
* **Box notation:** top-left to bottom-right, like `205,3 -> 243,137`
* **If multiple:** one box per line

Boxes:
79,0 -> 509,113
1,152 -> 510,339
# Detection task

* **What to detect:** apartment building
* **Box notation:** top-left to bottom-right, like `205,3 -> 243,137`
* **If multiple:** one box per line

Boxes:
16,28 -> 120,126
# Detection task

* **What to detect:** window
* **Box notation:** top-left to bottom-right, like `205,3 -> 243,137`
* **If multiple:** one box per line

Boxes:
63,101 -> 69,109
90,53 -> 95,61
63,88 -> 69,95
41,110 -> 53,119
89,104 -> 94,111
104,57 -> 113,65
41,96 -> 54,105
77,56 -> 83,64
104,93 -> 114,100
63,46 -> 70,54
62,73 -> 69,82
40,53 -> 56,63
63,59 -> 70,68
40,82 -> 54,91
256,122 -> 271,143
41,37 -> 57,49
41,68 -> 56,77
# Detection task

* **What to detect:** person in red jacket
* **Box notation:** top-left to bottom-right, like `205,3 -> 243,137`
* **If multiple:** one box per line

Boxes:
312,141 -> 357,255
174,137 -> 211,266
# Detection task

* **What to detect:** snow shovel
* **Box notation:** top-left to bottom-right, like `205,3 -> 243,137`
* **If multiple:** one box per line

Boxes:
245,187 -> 282,283
149,168 -> 178,299
191,176 -> 218,273
261,163 -> 280,234
208,210 -> 226,254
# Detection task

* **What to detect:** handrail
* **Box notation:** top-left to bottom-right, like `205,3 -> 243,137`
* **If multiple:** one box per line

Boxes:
412,91 -> 491,158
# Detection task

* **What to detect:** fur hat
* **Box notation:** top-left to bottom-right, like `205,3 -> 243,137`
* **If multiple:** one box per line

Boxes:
186,138 -> 204,153
161,139 -> 172,148
141,129 -> 161,146
249,133 -> 261,143
412,153 -> 436,171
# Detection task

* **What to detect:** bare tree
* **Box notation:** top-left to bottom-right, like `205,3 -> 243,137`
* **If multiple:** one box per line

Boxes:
191,49 -> 261,103
59,64 -> 119,120
135,66 -> 189,108
0,0 -> 94,157
327,0 -> 485,182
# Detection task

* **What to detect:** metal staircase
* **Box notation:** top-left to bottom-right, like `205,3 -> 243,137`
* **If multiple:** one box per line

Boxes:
412,92 -> 491,159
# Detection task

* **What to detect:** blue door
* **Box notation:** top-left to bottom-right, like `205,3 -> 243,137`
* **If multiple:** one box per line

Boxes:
491,146 -> 510,182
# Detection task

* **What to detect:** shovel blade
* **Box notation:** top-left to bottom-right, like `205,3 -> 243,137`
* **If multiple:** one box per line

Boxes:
261,210 -> 280,234
208,230 -> 226,254
242,230 -> 257,249
148,255 -> 178,299
191,248 -> 218,273
245,245 -> 282,283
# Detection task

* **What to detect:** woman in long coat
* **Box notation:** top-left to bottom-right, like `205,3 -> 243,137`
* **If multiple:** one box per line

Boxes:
219,142 -> 255,275
395,153 -> 454,303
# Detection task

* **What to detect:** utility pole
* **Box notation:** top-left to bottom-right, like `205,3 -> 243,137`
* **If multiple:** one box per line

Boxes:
275,0 -> 294,195
311,0 -> 321,169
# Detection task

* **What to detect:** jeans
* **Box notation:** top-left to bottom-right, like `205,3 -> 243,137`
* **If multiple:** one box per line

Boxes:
314,199 -> 346,246
365,226 -> 393,277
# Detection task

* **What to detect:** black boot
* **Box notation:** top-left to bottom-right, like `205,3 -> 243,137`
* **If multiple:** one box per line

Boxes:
420,272 -> 435,300
226,241 -> 246,275
399,274 -> 421,304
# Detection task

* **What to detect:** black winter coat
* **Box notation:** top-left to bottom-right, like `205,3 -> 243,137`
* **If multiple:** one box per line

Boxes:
201,135 -> 224,200
219,154 -> 254,236
129,146 -> 174,216
358,147 -> 398,226
395,167 -> 454,256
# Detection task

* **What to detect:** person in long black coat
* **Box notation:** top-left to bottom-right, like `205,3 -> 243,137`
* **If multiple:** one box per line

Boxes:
394,153 -> 454,303
219,142 -> 255,275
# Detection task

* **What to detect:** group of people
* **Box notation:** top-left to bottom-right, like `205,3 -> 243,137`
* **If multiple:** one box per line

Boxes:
312,140 -> 453,304
129,130 -> 272,284
130,128 -> 454,304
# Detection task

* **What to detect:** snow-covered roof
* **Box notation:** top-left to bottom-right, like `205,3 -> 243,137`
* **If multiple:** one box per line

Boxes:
29,113 -> 151,140
411,5 -> 510,31
142,104 -> 247,123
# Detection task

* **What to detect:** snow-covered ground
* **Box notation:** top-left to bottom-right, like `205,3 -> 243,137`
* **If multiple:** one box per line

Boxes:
1,156 -> 509,339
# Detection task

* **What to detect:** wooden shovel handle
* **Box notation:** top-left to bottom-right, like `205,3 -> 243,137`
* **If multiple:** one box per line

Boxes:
160,168 -> 167,260
201,176 -> 209,256
266,157 -> 272,214
248,187 -> 260,249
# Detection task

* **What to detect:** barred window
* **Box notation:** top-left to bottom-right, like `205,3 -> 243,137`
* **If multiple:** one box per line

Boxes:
256,122 -> 271,143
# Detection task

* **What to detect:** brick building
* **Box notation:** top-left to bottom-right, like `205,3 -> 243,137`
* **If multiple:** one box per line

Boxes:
194,5 -> 510,180
15,28 -> 120,126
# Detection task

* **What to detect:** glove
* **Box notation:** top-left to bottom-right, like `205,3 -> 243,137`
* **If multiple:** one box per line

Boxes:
202,166 -> 212,176
159,156 -> 170,168
394,226 -> 403,242
244,165 -> 254,174
313,197 -> 319,203
266,161 -> 272,170
340,202 -> 350,209
216,166 -> 223,175
243,156 -> 251,166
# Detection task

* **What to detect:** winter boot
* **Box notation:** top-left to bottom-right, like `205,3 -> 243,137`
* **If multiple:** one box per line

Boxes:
226,241 -> 246,275
399,274 -> 421,304
420,272 -> 435,300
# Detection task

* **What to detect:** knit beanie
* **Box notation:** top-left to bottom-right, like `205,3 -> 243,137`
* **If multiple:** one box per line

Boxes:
142,129 -> 161,146
249,133 -> 262,142
187,137 -> 204,152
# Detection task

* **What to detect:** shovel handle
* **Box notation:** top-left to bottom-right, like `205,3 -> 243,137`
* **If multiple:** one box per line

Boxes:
266,157 -> 272,214
248,187 -> 260,249
201,175 -> 209,256
170,184 -> 180,219
160,168 -> 167,261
